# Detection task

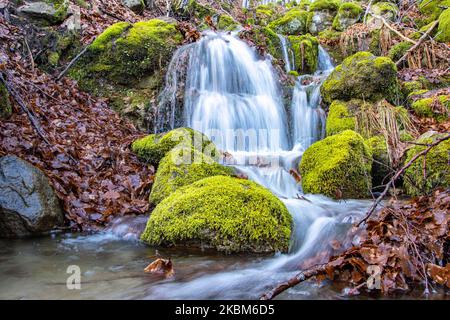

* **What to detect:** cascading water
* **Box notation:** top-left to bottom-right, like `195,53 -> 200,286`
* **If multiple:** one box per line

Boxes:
145,32 -> 372,299
277,34 -> 294,73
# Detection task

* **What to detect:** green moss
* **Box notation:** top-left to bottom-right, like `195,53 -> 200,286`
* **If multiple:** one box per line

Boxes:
131,127 -> 218,166
403,132 -> 450,196
332,2 -> 363,31
217,15 -> 239,31
288,34 -> 319,74
321,52 -> 399,104
326,100 -> 356,136
388,41 -> 412,62
318,29 -> 342,42
411,95 -> 449,122
72,19 -> 183,87
366,136 -> 391,189
44,0 -> 69,24
400,130 -> 414,142
255,4 -> 278,26
436,8 -> 450,42
268,8 -> 309,35
240,26 -> 283,61
150,147 -> 234,205
299,130 -> 372,198
309,0 -> 340,12
0,83 -> 12,119
47,51 -> 60,66
173,0 -> 216,20
419,0 -> 450,24
141,176 -> 293,253
401,81 -> 425,97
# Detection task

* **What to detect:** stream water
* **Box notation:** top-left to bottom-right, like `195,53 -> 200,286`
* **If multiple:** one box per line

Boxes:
0,32 -> 441,300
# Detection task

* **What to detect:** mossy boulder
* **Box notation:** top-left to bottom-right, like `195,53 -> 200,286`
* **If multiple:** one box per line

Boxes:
436,8 -> 450,42
403,132 -> 450,196
131,127 -> 217,166
17,0 -> 69,25
367,2 -> 399,27
326,100 -> 357,136
122,0 -> 145,13
217,15 -> 239,31
401,80 -> 426,97
419,0 -> 450,25
332,2 -> 363,31
299,130 -> 372,199
255,4 -> 278,26
268,8 -> 309,35
411,95 -> 449,122
239,26 -> 283,61
288,34 -> 319,74
388,41 -> 412,62
150,147 -> 234,205
321,52 -> 399,104
172,0 -> 216,21
308,0 -> 340,34
141,176 -> 293,253
366,135 -> 391,189
0,83 -> 12,119
71,19 -> 183,87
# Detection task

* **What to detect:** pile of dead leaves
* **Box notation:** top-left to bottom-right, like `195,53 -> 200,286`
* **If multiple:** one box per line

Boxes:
0,16 -> 153,230
323,189 -> 449,294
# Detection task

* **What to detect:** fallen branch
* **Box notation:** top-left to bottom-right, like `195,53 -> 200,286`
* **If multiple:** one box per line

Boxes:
370,12 -> 417,45
260,263 -> 328,300
0,72 -> 50,145
396,20 -> 439,66
55,38 -> 94,81
356,133 -> 450,227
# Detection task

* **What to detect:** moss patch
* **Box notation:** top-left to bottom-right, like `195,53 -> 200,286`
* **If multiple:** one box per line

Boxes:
326,100 -> 356,136
388,41 -> 412,62
141,175 -> 293,253
289,34 -> 319,74
419,0 -> 450,25
0,83 -> 12,119
217,15 -> 239,31
321,51 -> 399,104
403,132 -> 450,196
366,135 -> 391,189
332,2 -> 363,31
299,130 -> 372,199
268,8 -> 309,35
436,8 -> 450,42
150,147 -> 234,205
411,95 -> 449,122
131,127 -> 218,166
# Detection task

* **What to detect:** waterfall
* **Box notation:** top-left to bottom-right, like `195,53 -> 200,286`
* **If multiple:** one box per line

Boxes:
148,33 -> 371,299
290,46 -> 334,151
184,31 -> 289,153
277,34 -> 294,73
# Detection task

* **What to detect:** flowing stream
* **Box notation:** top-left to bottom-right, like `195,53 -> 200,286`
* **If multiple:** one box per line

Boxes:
0,32 -> 414,300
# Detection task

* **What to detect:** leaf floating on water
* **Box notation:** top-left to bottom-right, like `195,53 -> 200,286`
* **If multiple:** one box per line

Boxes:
144,258 -> 174,279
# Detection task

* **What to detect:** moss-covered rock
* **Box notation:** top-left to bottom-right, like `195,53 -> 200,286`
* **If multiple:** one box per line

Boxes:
150,147 -> 234,205
321,52 -> 399,104
436,8 -> 450,42
217,15 -> 239,31
419,0 -> 450,25
122,0 -> 145,14
288,34 -> 319,74
332,2 -> 363,31
388,41 -> 412,62
326,100 -> 357,136
255,4 -> 278,26
0,83 -> 12,119
366,135 -> 391,189
401,80 -> 426,97
172,0 -> 216,21
141,175 -> 293,253
403,132 -> 450,196
367,2 -> 399,27
17,0 -> 69,26
131,127 -> 217,166
71,19 -> 183,87
299,130 -> 372,198
268,8 -> 309,35
308,0 -> 340,34
239,26 -> 283,61
411,95 -> 449,122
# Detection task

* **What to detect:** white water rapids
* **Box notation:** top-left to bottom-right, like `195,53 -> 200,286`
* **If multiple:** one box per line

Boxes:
145,32 -> 371,299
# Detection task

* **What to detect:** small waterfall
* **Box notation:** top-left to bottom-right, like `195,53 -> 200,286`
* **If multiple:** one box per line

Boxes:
277,34 -> 294,73
290,45 -> 334,151
184,31 -> 289,152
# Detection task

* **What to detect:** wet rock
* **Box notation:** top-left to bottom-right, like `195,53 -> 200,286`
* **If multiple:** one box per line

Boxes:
0,155 -> 64,238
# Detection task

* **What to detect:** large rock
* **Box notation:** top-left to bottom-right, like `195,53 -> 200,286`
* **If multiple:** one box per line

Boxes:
122,0 -> 145,14
321,52 -> 399,104
299,130 -> 372,199
0,155 -> 64,238
307,0 -> 340,34
141,176 -> 292,253
268,8 -> 309,35
17,0 -> 69,25
131,127 -> 218,167
332,2 -> 363,31
367,2 -> 399,28
149,147 -> 234,205
403,132 -> 450,196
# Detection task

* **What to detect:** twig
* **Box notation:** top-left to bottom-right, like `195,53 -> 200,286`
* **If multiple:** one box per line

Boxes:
396,20 -> 439,66
369,12 -> 417,44
356,133 -> 450,227
0,72 -> 50,145
24,37 -> 35,73
56,38 -> 94,81
260,263 -> 328,300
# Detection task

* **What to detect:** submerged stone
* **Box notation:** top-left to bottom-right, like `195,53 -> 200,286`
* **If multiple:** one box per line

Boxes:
141,175 -> 292,253
299,130 -> 372,199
